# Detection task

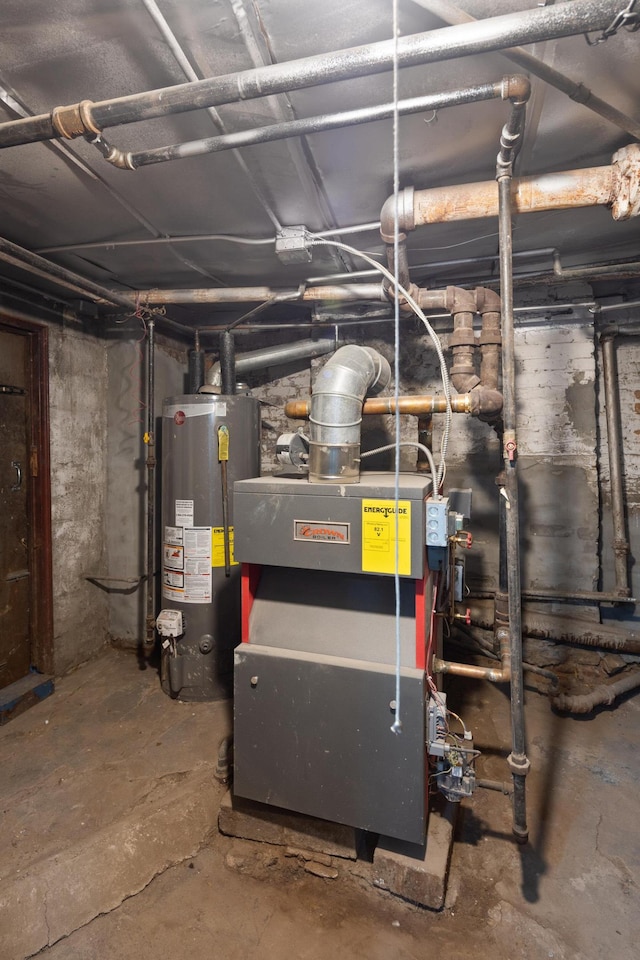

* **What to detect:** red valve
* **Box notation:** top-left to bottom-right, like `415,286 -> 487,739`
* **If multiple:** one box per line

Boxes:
455,607 -> 472,625
465,531 -> 473,549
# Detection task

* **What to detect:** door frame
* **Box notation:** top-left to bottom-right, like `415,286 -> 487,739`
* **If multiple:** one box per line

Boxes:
0,313 -> 53,675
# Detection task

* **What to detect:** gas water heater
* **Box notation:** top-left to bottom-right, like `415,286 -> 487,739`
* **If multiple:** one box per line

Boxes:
157,393 -> 260,701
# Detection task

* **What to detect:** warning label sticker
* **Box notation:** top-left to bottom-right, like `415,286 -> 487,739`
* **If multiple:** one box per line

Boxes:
361,499 -> 411,575
162,526 -> 213,603
212,527 -> 238,567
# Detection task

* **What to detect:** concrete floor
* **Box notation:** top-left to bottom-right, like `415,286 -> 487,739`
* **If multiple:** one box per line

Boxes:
1,648 -> 638,960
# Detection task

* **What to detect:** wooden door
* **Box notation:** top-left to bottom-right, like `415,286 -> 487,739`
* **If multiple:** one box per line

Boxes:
0,330 -> 31,687
0,318 -> 52,691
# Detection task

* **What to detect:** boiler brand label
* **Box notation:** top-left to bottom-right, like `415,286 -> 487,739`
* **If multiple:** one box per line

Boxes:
361,499 -> 411,575
294,520 -> 350,544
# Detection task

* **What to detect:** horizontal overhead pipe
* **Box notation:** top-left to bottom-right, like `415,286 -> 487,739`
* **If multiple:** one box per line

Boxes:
285,390 -> 502,419
113,284 -> 385,305
0,234 -> 135,310
385,149 -> 640,229
124,83 -> 507,169
413,0 -> 640,141
0,1 -> 621,149
470,601 -> 640,655
206,337 -> 337,388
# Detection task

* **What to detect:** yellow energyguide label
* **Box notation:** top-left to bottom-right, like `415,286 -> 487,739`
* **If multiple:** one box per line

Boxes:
361,499 -> 411,575
211,526 -> 238,567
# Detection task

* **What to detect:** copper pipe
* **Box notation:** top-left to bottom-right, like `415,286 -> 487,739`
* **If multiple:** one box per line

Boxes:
433,626 -> 511,683
284,393 -> 472,419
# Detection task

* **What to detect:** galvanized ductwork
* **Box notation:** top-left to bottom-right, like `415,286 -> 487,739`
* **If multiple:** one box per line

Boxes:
309,345 -> 391,483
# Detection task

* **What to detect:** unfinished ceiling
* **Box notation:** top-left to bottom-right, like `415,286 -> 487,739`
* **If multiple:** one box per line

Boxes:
0,0 -> 639,321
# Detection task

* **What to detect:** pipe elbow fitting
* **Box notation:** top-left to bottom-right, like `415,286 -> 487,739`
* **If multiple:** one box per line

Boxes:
380,186 -> 415,243
468,387 -> 503,420
475,286 -> 502,314
501,75 -> 531,104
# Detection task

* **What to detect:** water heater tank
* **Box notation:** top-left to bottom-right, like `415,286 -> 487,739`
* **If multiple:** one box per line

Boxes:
160,394 -> 260,701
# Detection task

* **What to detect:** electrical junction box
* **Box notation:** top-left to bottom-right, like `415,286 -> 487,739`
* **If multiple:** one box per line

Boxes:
275,225 -> 312,263
156,609 -> 184,638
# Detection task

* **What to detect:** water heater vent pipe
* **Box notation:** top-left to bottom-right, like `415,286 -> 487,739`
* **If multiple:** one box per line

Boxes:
308,344 -> 391,483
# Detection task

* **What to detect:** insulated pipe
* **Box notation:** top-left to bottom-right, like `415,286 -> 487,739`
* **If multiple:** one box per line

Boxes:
498,166 -> 530,844
470,603 -> 640,655
411,0 -> 640,142
386,146 -> 640,229
144,319 -> 157,649
308,345 -> 391,483
219,331 -> 236,396
205,338 -> 337,389
0,1 -> 620,149
600,332 -> 631,597
552,671 -> 640,714
380,76 -> 530,303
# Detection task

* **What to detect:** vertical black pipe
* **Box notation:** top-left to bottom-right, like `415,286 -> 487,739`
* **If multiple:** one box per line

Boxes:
220,330 -> 236,395
188,349 -> 205,393
497,173 -> 530,843
600,332 -> 631,597
144,318 -> 157,648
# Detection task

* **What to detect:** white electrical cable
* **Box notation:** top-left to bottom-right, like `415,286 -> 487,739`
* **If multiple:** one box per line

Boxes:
360,441 -> 437,488
391,0 -> 402,736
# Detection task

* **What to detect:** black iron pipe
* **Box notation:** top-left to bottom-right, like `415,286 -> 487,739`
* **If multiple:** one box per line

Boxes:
188,349 -> 205,394
498,167 -> 530,844
0,1 -> 619,149
0,235 -> 134,310
600,332 -> 631,597
129,85 -> 504,168
414,0 -> 640,141
144,319 -> 156,648
219,331 -> 236,396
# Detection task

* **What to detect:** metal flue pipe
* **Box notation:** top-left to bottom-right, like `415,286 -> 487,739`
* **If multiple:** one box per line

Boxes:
207,338 -> 337,389
308,345 -> 391,483
0,1 -> 622,149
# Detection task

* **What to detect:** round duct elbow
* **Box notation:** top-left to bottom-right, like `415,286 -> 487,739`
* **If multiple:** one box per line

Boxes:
309,345 -> 391,484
